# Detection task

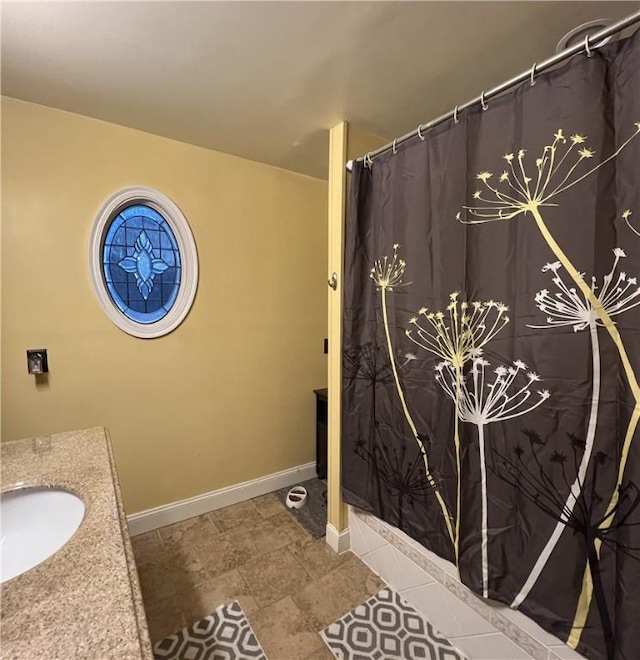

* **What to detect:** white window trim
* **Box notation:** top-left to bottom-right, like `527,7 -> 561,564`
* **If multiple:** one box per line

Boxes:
89,186 -> 198,339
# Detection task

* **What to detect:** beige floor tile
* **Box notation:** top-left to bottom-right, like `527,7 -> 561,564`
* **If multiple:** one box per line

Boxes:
304,644 -> 336,660
131,530 -> 164,567
251,493 -> 287,518
289,537 -> 353,580
239,547 -> 313,608
143,594 -> 185,644
180,569 -> 259,624
209,500 -> 264,533
249,596 -> 325,660
158,514 -> 219,550
197,529 -> 260,578
292,556 -> 385,630
137,547 -> 208,604
252,511 -> 311,554
137,493 -> 385,660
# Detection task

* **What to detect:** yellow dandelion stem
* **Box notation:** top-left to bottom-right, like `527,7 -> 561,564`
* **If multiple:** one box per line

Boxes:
444,295 -> 464,564
484,183 -> 521,206
539,147 -> 555,193
506,157 -> 528,196
439,321 -> 456,359
442,321 -> 459,357
546,155 -> 588,198
467,204 -> 517,211
625,212 -> 640,238
550,126 -> 640,199
538,143 -> 557,197
542,140 -> 574,195
517,153 -> 531,197
532,155 -> 548,201
449,305 -> 460,361
411,332 -> 448,361
529,204 -> 640,648
453,364 -> 462,564
381,287 -> 456,549
473,197 -> 514,211
504,171 -> 530,198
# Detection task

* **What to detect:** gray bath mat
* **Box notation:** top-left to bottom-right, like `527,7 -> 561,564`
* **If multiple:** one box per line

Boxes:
275,477 -> 326,538
321,588 -> 468,660
153,600 -> 266,660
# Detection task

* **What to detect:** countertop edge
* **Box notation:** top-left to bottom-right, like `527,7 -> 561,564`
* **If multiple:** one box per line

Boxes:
1,427 -> 154,659
105,429 -> 154,660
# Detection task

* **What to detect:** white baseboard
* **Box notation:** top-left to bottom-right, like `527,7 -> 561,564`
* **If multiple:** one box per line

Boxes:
127,461 -> 317,536
326,521 -> 351,554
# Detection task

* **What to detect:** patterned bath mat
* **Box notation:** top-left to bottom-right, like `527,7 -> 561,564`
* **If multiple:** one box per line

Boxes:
153,600 -> 266,660
275,477 -> 327,538
321,588 -> 467,660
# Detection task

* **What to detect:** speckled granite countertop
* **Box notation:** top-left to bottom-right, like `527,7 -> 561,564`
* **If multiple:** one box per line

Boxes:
1,427 -> 153,660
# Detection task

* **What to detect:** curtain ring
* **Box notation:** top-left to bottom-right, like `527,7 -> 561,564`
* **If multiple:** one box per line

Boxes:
530,63 -> 537,86
584,34 -> 593,57
480,91 -> 488,111
454,105 -> 459,124
417,124 -> 425,141
392,139 -> 397,155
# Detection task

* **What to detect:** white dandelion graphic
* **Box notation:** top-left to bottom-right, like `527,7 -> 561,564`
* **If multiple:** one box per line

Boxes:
531,250 -> 640,332
512,249 -> 640,609
405,293 -> 510,561
436,357 -> 549,597
456,125 -> 640,640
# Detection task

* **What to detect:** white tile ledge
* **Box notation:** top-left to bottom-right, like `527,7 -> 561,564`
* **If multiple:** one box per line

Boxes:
454,632 -> 535,660
349,506 -> 586,660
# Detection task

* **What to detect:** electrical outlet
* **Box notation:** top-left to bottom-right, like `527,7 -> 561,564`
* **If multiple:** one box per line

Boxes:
27,349 -> 49,375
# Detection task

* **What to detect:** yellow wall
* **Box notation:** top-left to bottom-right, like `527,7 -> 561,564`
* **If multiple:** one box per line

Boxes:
327,122 -> 348,533
346,126 -> 388,166
326,123 -> 387,533
1,97 -> 328,513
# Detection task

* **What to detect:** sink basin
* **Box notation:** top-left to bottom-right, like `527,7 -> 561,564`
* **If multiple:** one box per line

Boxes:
0,486 -> 85,583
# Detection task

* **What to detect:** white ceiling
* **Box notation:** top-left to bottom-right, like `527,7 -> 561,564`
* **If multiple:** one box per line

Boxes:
2,1 -> 639,179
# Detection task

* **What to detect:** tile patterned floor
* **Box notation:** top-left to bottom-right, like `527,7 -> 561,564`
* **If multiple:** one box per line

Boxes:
132,493 -> 385,660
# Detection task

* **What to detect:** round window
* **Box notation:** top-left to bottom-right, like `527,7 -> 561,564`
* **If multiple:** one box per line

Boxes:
89,187 -> 198,338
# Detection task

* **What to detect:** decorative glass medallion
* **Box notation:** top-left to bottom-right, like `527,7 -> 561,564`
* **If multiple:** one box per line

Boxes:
89,187 -> 198,338
102,205 -> 182,324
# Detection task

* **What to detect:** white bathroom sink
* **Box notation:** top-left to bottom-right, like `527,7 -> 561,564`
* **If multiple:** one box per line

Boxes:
0,486 -> 85,583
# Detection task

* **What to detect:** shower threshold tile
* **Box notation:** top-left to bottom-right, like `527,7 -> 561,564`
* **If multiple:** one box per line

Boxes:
453,632 -> 535,659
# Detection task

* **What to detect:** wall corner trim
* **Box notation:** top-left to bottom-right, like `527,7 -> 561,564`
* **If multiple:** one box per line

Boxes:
127,461 -> 316,536
326,521 -> 351,554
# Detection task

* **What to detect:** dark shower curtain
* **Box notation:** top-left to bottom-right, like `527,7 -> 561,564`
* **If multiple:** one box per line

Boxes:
342,32 -> 640,660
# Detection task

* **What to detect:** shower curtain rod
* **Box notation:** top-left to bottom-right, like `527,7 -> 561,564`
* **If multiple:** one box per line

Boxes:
346,9 -> 640,171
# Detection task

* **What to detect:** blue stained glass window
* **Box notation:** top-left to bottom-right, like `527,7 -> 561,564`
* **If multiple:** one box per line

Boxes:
102,204 -> 182,324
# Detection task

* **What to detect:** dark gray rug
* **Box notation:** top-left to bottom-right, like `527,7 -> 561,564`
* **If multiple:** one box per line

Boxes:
153,600 -> 266,660
321,588 -> 468,660
275,477 -> 327,538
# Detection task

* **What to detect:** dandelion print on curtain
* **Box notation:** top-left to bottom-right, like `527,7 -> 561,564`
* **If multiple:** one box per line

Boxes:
342,32 -> 640,660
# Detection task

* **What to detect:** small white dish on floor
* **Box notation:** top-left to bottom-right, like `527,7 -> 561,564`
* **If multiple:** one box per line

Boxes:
286,486 -> 308,509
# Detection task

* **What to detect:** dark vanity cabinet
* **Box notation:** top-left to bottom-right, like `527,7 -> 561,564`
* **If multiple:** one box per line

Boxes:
314,388 -> 328,479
